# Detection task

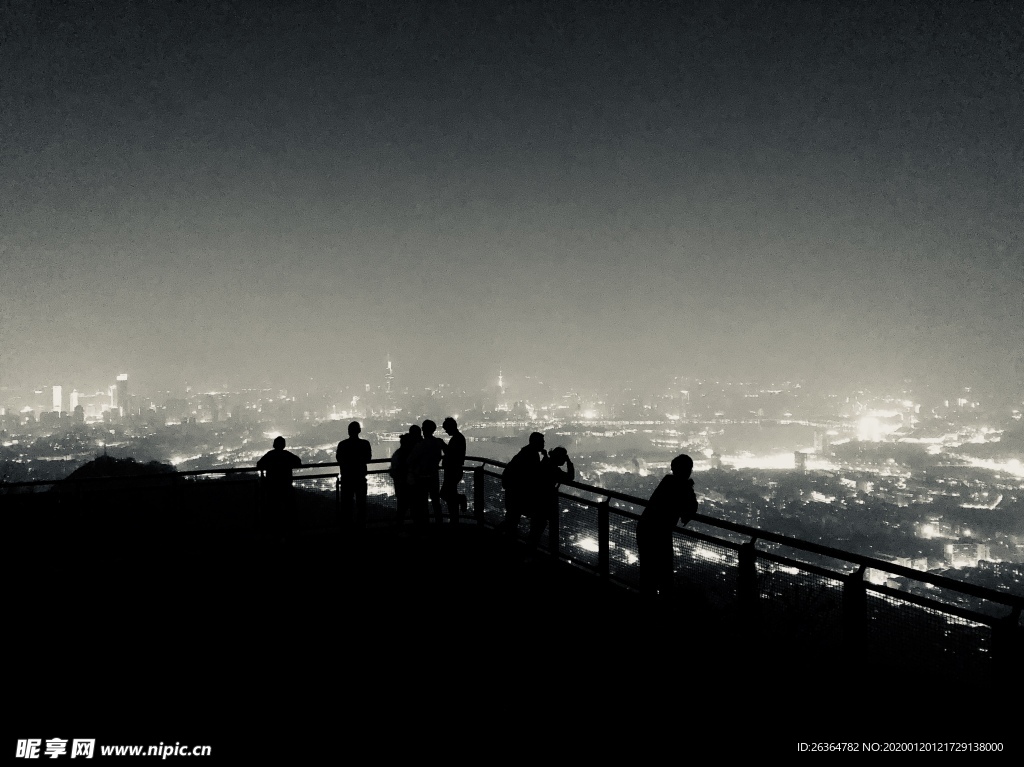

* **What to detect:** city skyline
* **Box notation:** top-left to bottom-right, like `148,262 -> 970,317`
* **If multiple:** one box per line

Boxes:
2,1 -> 1021,399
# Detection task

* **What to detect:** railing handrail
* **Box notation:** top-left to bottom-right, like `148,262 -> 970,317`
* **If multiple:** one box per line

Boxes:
466,457 -> 1023,610
4,454 -> 1021,611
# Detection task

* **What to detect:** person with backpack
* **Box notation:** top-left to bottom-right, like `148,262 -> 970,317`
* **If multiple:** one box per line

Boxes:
496,432 -> 546,537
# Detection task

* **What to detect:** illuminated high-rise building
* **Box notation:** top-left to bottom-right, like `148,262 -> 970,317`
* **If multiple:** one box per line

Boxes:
384,357 -> 395,416
70,389 -> 79,411
115,374 -> 128,417
52,385 -> 62,414
33,388 -> 46,417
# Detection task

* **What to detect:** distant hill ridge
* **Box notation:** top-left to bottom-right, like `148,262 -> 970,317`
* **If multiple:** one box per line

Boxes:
62,454 -> 176,482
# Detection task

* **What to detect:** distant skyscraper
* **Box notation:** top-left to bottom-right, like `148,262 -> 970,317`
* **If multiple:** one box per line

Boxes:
115,374 -> 128,417
52,385 -> 62,414
384,357 -> 395,416
70,389 -> 79,411
33,388 -> 46,417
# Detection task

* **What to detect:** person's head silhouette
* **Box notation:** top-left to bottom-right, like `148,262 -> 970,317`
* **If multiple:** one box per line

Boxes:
423,420 -> 436,437
348,421 -> 361,437
528,432 -> 545,452
273,436 -> 286,450
671,454 -> 693,478
442,417 -> 457,435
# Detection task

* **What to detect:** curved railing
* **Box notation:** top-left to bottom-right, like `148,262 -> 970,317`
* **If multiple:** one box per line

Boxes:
4,455 -> 1021,676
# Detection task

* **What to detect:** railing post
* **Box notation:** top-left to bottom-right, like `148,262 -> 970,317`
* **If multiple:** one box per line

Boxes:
738,538 -> 758,617
473,465 -> 485,525
598,498 -> 610,581
843,564 -> 867,655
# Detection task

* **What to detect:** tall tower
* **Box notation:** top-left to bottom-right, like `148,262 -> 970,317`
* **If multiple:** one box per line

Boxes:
384,357 -> 394,416
52,385 -> 63,414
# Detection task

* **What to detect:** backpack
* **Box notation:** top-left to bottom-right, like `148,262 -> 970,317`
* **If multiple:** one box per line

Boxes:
501,451 -> 525,490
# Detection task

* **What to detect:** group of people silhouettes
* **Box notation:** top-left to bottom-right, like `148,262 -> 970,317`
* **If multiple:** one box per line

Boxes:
257,425 -> 697,596
496,431 -> 575,552
387,417 -> 469,529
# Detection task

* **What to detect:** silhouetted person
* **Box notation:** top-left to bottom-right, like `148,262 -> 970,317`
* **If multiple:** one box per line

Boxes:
403,424 -> 427,527
528,446 -> 574,550
497,432 -> 545,537
336,421 -> 372,531
389,432 -> 415,530
408,419 -> 445,524
256,436 -> 302,539
440,416 -> 468,523
637,454 -> 698,597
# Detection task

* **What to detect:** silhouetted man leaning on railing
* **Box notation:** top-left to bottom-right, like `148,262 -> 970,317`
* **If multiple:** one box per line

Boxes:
497,432 -> 546,538
527,445 -> 574,554
257,436 -> 302,540
637,454 -> 698,597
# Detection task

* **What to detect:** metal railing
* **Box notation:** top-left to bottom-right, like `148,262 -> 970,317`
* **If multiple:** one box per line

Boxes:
4,455 -> 1021,677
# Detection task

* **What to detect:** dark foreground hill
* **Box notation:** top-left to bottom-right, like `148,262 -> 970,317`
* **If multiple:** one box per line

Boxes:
8,477 -> 1019,758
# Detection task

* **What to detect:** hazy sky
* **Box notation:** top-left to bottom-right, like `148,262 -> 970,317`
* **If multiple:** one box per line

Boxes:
2,0 -> 1021,398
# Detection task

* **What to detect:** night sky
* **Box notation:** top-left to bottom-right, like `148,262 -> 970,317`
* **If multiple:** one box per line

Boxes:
2,0 -> 1021,398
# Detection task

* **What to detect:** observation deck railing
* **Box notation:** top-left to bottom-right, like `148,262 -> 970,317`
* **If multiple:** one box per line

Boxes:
5,455 -> 1021,678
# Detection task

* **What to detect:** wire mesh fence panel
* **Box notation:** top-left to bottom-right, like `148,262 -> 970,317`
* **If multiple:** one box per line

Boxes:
480,472 -> 507,528
758,542 -> 859,578
864,591 -> 994,677
865,568 -> 1017,622
756,562 -> 845,645
674,534 -> 740,608
367,472 -> 398,525
608,513 -> 640,586
453,468 -> 474,523
558,498 -> 601,571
